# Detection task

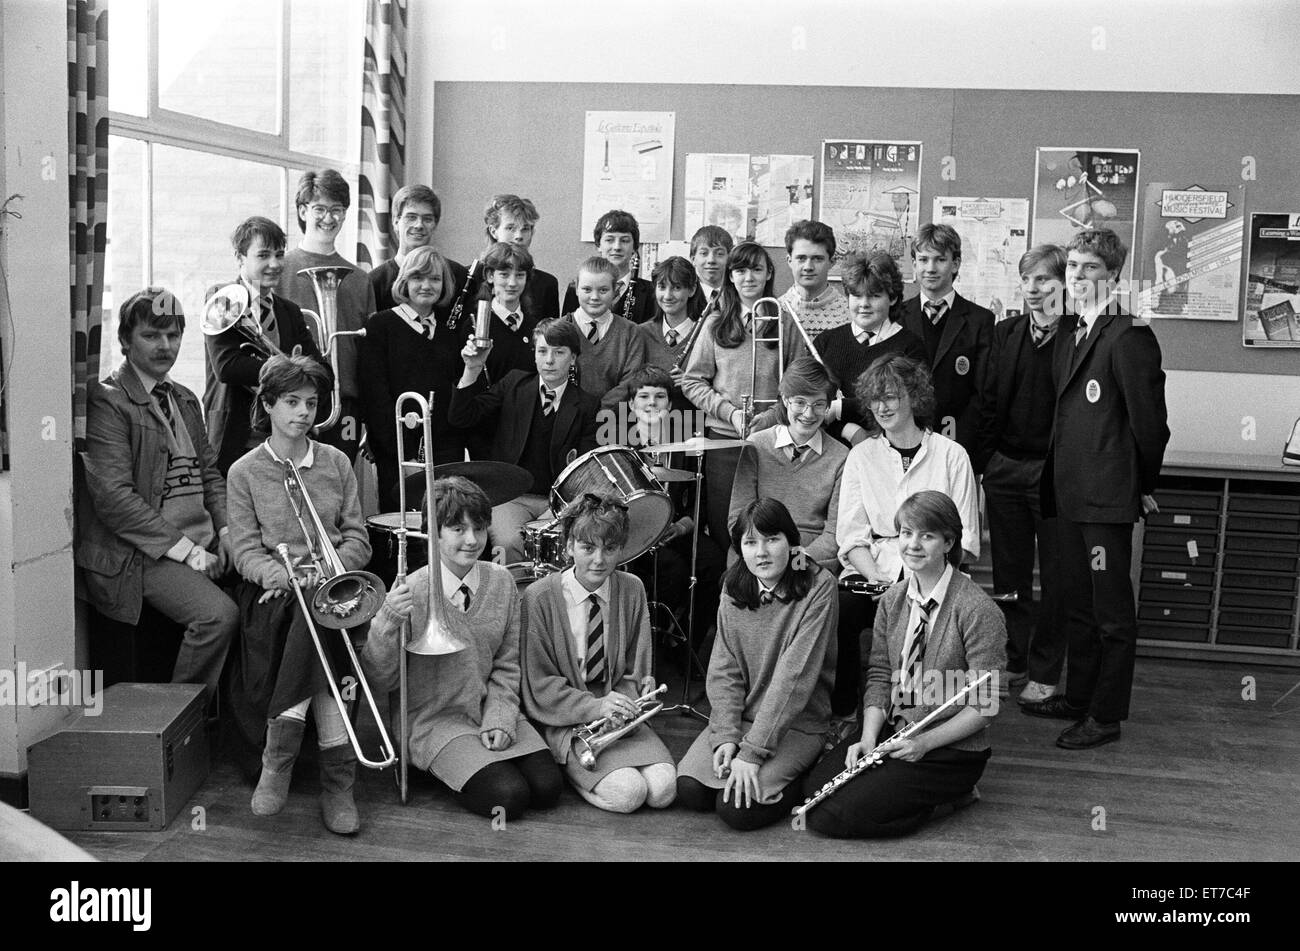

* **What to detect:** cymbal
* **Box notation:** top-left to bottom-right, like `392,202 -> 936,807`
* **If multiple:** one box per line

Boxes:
650,465 -> 694,483
399,460 -> 533,507
652,436 -> 748,453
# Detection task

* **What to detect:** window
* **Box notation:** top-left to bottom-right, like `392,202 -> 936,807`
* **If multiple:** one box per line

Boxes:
105,0 -> 365,400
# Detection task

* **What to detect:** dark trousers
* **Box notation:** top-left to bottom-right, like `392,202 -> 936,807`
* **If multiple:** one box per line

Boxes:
452,750 -> 564,820
675,775 -> 807,832
702,429 -> 742,553
834,587 -> 877,716
1058,517 -> 1138,722
982,451 -> 1064,684
139,557 -> 239,704
803,737 -> 989,838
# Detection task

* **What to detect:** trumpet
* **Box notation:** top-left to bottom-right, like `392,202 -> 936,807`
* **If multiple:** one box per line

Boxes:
299,265 -> 366,433
792,672 -> 993,818
278,458 -> 396,769
394,391 -> 470,804
573,684 -> 667,770
741,296 -> 825,437
200,283 -> 288,362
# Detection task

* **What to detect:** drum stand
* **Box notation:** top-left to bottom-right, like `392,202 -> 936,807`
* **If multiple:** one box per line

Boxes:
657,444 -> 709,723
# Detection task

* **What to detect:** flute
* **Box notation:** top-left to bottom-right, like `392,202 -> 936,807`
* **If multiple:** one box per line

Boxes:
793,671 -> 994,818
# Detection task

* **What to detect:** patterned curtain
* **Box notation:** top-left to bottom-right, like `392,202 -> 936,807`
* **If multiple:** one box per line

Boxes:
69,0 -> 109,451
357,0 -> 407,270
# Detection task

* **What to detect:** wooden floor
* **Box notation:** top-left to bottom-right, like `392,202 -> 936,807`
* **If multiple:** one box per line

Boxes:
63,656 -> 1300,862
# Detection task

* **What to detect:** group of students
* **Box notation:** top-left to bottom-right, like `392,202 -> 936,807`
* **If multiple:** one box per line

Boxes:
75,165 -> 1169,840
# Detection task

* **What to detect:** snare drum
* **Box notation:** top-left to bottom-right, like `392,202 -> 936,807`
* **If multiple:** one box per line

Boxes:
551,446 -> 673,563
522,518 -> 567,575
365,512 -> 426,585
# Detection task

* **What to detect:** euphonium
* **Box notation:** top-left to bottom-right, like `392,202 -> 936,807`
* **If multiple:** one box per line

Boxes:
573,684 -> 667,770
278,458 -> 396,769
299,265 -> 366,433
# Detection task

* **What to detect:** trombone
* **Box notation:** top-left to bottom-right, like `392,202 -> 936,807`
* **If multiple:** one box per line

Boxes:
299,265 -> 367,433
276,457 -> 396,770
741,296 -> 825,437
394,391 -> 470,804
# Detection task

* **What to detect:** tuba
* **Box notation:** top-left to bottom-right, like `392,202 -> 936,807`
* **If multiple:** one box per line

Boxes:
573,684 -> 667,770
393,391 -> 469,803
299,266 -> 366,433
277,458 -> 395,769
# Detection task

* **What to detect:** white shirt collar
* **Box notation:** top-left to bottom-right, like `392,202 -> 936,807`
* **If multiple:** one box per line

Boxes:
907,562 -> 954,611
262,438 -> 316,469
854,319 -> 902,345
662,315 -> 692,338
539,377 -> 568,403
772,425 -> 824,456
441,560 -> 480,603
1076,288 -> 1118,333
241,279 -> 273,307
562,567 -> 610,606
921,289 -> 957,313
127,359 -> 171,394
492,298 -> 524,324
395,303 -> 433,336
578,310 -> 614,339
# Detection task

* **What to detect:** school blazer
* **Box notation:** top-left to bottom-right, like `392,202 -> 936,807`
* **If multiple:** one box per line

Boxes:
563,276 -> 656,325
1041,309 -> 1170,524
973,312 -> 1043,472
76,365 -> 227,623
901,293 -> 994,459
446,370 -> 600,477
202,291 -> 323,474
863,571 -> 1006,752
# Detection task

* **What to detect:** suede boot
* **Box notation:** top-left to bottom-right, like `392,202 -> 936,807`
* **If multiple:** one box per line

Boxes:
318,743 -> 360,834
251,716 -> 306,816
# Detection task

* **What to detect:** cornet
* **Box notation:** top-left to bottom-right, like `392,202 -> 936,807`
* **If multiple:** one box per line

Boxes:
394,391 -> 470,804
573,684 -> 667,770
278,458 -> 395,769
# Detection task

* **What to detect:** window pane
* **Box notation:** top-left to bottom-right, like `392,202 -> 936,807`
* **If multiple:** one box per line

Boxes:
103,136 -> 149,376
107,0 -> 148,117
151,146 -> 283,399
288,0 -> 361,159
158,0 -> 282,133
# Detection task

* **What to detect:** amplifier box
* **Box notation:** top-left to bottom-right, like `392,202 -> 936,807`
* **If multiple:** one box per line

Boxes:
26,682 -> 209,832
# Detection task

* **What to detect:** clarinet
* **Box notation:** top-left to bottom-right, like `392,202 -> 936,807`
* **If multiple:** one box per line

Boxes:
793,671 -> 993,818
621,251 -> 638,320
446,258 -> 481,331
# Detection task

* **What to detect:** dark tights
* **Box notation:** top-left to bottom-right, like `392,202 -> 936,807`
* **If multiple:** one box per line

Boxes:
675,775 -> 805,832
451,750 -> 563,820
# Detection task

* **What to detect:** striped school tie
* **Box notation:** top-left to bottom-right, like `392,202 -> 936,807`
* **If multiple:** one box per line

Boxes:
897,597 -> 937,714
923,300 -> 946,325
665,328 -> 678,347
586,321 -> 600,343
541,386 -> 557,415
584,593 -> 606,687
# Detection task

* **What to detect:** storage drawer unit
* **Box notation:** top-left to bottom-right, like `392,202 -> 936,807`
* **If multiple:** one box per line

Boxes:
1140,584 -> 1214,606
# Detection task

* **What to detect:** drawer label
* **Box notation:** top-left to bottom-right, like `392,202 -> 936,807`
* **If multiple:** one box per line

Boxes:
1160,571 -> 1188,580
1174,514 -> 1191,525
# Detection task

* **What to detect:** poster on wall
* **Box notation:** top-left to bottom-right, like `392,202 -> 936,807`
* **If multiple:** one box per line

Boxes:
684,153 -> 750,242
820,139 -> 922,280
1032,147 -> 1140,282
1242,213 -> 1300,347
581,110 -> 675,244
932,197 -> 1030,320
751,154 -> 815,247
1137,184 -> 1242,322
684,153 -> 815,246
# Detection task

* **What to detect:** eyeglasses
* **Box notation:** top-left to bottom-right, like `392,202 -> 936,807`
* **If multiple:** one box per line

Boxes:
308,204 -> 346,221
786,397 -> 829,415
399,213 -> 437,227
869,393 -> 902,408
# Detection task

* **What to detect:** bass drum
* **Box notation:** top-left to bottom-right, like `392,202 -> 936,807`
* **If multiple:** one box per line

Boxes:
550,446 -> 673,564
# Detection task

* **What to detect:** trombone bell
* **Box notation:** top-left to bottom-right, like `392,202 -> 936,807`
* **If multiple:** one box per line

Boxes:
405,614 -> 469,656
311,570 -> 388,630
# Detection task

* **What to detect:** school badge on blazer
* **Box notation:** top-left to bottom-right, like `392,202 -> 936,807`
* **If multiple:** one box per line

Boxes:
954,355 -> 971,376
1086,379 -> 1102,403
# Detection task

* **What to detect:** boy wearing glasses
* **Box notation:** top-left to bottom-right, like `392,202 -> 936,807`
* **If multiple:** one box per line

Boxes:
369,184 -> 469,315
279,168 -> 376,463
